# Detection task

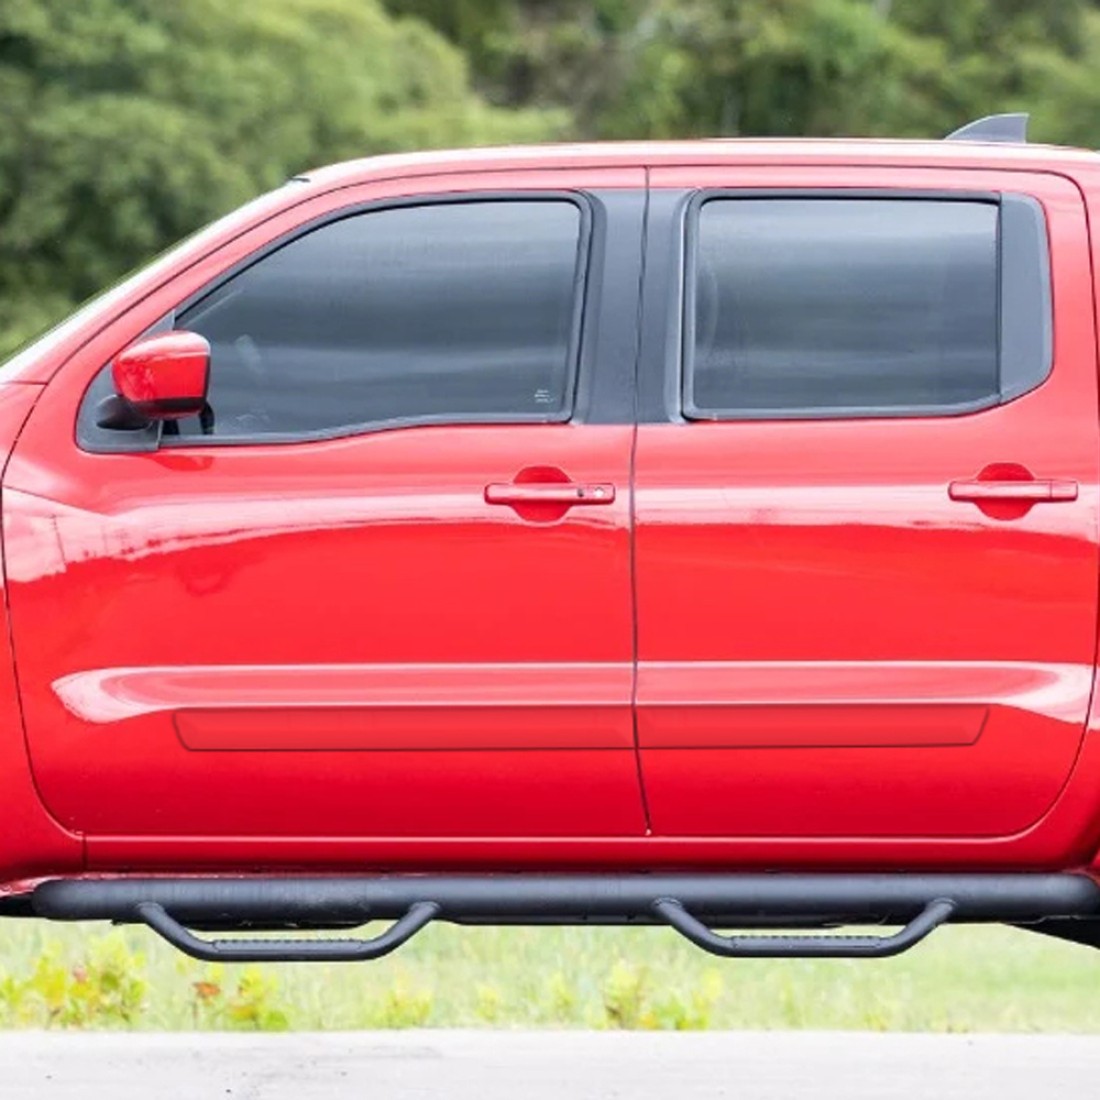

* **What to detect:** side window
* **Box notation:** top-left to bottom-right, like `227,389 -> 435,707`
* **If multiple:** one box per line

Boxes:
169,198 -> 586,440
685,195 -> 1051,419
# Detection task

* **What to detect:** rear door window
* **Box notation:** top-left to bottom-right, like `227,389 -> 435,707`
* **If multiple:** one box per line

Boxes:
685,195 -> 1050,419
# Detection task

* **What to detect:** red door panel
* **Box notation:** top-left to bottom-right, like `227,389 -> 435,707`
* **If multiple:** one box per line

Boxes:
636,167 -> 1100,838
5,423 -> 641,837
4,166 -> 647,843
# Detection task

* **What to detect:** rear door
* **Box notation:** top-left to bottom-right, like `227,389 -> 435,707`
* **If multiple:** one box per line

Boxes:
5,169 -> 648,843
634,165 -> 1099,839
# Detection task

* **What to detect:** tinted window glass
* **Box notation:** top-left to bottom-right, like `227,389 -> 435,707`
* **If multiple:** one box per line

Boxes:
687,199 -> 1000,416
173,200 -> 584,439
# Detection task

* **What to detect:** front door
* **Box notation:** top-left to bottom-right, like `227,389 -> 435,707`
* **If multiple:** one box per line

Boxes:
633,166 -> 1100,839
6,179 -> 647,841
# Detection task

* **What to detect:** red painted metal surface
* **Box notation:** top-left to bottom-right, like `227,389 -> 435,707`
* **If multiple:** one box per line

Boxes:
70,669 -> 1100,872
55,662 -> 634,751
0,385 -> 82,889
2,144 -> 1100,885
2,166 -> 646,846
112,331 -> 210,418
636,165 -> 1100,839
3,422 -> 640,838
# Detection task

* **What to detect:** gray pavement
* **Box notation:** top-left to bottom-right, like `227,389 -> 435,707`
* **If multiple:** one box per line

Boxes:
0,1029 -> 1096,1098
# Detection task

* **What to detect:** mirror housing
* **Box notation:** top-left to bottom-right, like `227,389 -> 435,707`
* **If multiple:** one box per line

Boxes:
112,331 -> 210,420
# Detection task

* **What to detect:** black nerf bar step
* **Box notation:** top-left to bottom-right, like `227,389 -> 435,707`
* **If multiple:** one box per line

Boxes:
650,897 -> 956,959
29,873 -> 1100,964
135,899 -> 440,963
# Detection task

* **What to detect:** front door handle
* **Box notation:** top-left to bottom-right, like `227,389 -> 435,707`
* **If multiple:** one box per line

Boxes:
485,482 -> 616,506
948,479 -> 1078,503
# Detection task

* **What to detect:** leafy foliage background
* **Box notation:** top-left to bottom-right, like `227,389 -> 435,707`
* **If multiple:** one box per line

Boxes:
3,0 -> 1099,356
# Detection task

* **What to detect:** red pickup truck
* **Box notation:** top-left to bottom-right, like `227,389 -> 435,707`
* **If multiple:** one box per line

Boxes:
4,114 -> 1100,962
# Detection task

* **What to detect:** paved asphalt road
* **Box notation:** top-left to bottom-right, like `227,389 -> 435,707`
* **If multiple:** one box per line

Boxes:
2,1030 -> 1098,1099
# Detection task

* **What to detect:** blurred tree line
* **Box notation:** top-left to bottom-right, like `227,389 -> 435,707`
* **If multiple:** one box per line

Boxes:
385,0 -> 1100,142
3,0 -> 1100,356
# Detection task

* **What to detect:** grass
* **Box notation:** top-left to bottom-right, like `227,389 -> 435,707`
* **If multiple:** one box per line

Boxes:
1,920 -> 1100,1031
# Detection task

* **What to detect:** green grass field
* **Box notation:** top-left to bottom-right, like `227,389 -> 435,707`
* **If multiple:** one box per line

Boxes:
1,919 -> 1099,1031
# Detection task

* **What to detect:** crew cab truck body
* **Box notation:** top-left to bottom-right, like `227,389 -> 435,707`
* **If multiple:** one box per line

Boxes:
7,119 -> 1100,960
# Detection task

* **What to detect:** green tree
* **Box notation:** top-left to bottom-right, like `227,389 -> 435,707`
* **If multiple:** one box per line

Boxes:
595,0 -> 1095,141
385,0 -> 639,134
8,0 -> 1100,359
0,0 -> 562,357
384,0 -> 1100,144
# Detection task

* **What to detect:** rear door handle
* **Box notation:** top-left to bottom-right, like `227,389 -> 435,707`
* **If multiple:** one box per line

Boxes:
485,483 -> 616,506
948,479 -> 1078,503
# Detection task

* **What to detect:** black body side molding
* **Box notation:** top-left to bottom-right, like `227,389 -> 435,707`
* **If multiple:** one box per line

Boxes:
26,872 -> 1100,964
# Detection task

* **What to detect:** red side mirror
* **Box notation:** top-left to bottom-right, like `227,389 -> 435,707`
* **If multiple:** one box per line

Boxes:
112,331 -> 210,420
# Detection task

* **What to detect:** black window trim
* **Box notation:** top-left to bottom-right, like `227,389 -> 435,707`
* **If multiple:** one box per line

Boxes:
79,190 -> 595,451
679,187 -> 1053,422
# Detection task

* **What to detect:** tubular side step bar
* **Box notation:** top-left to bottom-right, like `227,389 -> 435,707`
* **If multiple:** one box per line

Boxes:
650,897 -> 956,959
134,899 -> 441,963
28,873 -> 1100,964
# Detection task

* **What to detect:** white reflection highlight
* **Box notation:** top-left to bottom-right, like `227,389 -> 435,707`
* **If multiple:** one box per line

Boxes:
52,660 -> 1093,727
53,662 -> 634,724
4,486 -> 613,584
639,659 -> 1094,725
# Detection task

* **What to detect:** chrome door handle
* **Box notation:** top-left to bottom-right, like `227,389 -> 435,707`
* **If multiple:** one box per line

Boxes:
485,483 -> 616,506
948,479 -> 1078,503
